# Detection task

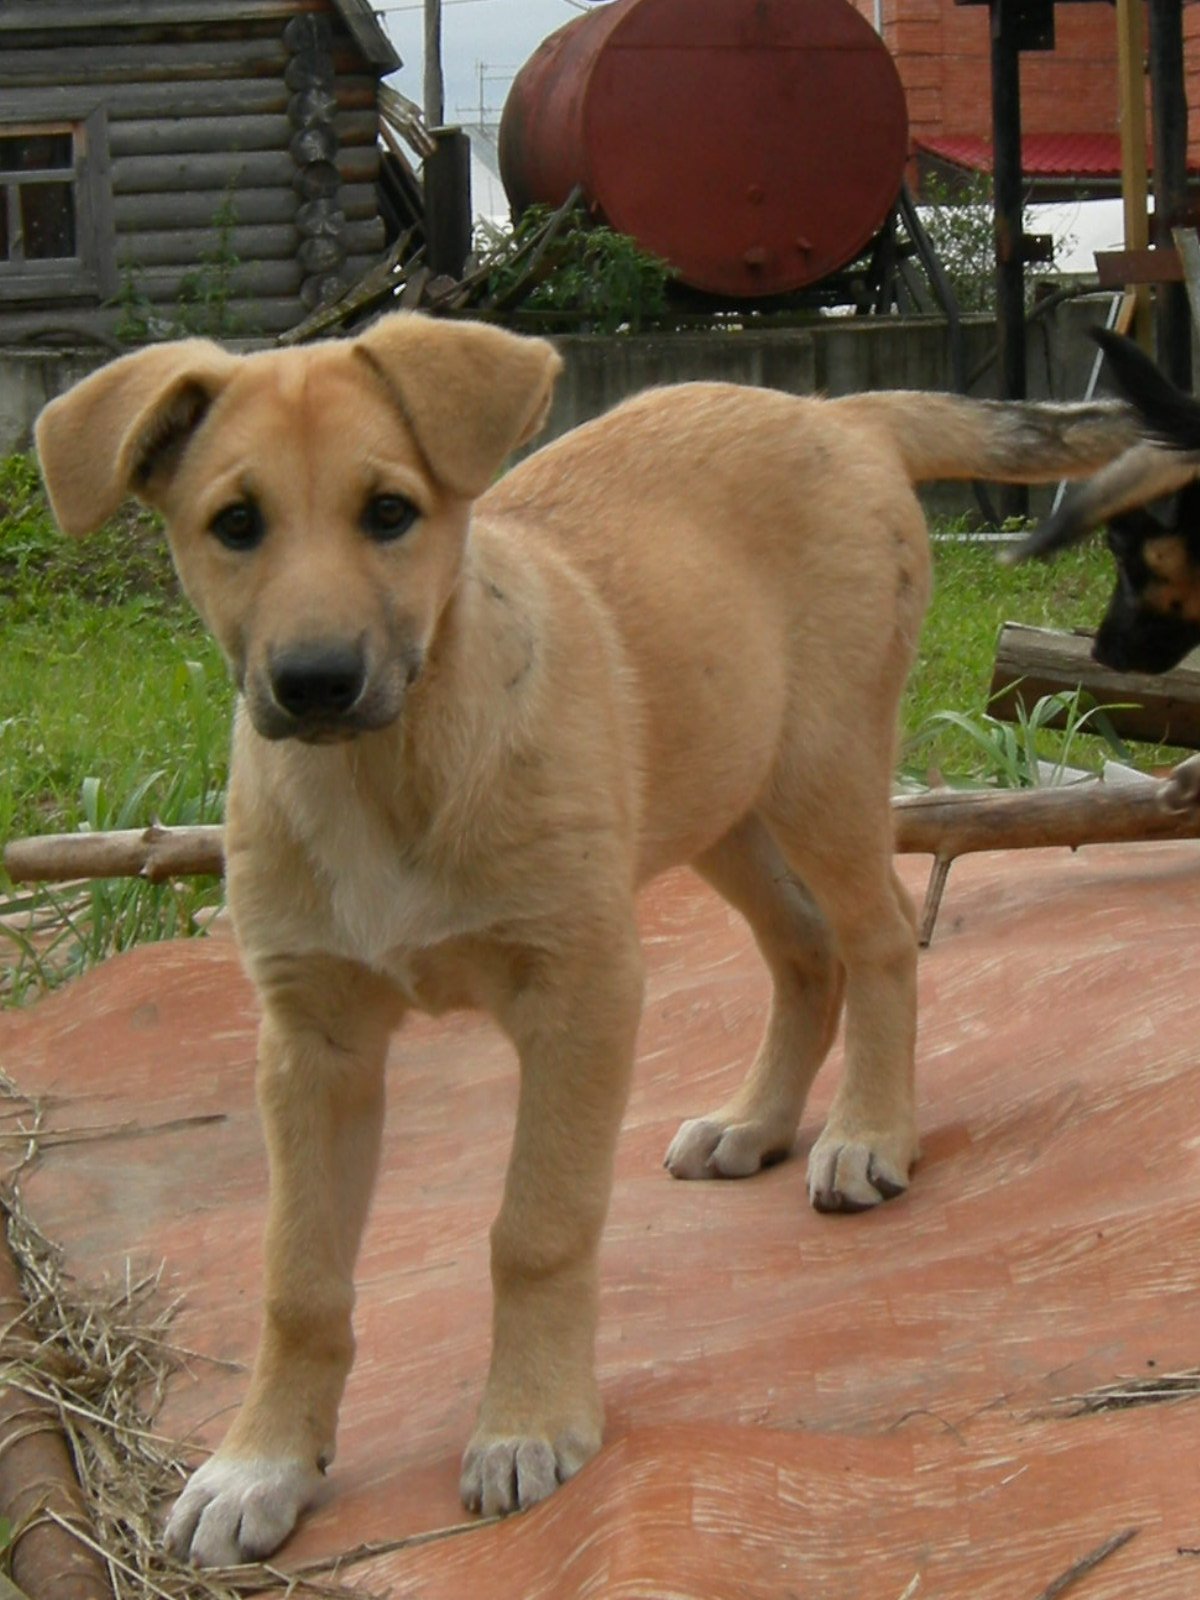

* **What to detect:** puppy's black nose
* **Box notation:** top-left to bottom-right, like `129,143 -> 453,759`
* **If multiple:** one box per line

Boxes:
270,644 -> 365,720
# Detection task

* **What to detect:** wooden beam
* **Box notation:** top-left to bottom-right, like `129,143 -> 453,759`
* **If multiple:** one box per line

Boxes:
1115,0 -> 1153,347
989,0 -> 1028,519
1095,247 -> 1184,287
990,622 -> 1200,748
1147,0 -> 1191,388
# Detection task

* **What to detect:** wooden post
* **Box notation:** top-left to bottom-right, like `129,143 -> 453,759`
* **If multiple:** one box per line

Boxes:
424,0 -> 444,129
1147,0 -> 1191,388
989,0 -> 1028,520
424,125 -> 472,280
1116,0 -> 1153,348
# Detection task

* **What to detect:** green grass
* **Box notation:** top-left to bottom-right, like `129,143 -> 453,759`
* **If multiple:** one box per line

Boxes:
900,532 -> 1141,782
0,455 -> 1169,1000
0,455 -> 230,998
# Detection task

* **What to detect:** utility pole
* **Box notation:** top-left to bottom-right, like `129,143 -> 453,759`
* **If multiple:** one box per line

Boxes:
424,0 -> 444,128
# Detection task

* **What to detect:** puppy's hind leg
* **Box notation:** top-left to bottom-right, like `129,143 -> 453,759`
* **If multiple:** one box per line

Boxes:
762,794 -> 920,1214
665,812 -> 845,1180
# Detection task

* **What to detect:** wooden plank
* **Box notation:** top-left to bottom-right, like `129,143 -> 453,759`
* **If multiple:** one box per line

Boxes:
108,110 -> 376,159
990,622 -> 1200,748
112,179 -> 379,229
116,217 -> 383,267
1095,247 -> 1184,287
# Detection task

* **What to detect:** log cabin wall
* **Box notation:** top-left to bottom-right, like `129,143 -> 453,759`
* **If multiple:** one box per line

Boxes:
0,0 -> 398,342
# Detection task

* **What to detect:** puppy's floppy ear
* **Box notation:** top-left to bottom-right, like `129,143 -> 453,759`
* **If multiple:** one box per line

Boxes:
35,338 -> 239,537
353,313 -> 562,496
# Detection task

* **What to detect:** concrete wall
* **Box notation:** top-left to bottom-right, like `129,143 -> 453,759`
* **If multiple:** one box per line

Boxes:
1,297 -> 1119,520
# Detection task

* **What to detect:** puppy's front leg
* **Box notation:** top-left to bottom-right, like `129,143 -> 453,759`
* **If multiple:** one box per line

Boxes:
165,957 -> 402,1567
461,919 -> 644,1517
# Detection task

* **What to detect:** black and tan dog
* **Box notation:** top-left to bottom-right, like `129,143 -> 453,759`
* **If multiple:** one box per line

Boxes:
1015,330 -> 1200,674
34,317 -> 1138,1565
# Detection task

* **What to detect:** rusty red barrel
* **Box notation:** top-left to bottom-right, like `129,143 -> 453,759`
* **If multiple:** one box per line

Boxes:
499,0 -> 909,299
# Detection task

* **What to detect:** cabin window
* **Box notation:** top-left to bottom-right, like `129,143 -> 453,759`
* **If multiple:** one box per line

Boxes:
0,104 -> 115,301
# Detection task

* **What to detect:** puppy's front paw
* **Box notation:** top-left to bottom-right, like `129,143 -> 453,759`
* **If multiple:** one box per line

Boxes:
807,1127 -> 916,1214
664,1114 -> 793,1179
460,1423 -> 598,1517
163,1453 -> 322,1567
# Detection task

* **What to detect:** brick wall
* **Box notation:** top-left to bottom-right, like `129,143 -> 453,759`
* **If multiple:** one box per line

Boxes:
848,0 -> 1129,154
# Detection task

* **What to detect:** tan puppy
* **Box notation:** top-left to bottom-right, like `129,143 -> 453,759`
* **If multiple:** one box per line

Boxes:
35,316 -> 1136,1565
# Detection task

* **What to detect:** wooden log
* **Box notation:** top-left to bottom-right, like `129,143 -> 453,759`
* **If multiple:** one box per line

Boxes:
133,257 -> 304,298
0,297 -> 304,342
891,779 -> 1200,857
110,114 -> 292,158
894,771 -> 1200,943
111,144 -> 378,195
290,85 -> 341,129
0,1218 -> 117,1600
298,236 -> 347,274
990,622 -> 1200,749
291,125 -> 340,167
1,80 -> 292,120
2,40 -> 291,85
112,179 -> 379,229
0,0 -> 324,26
110,113 -> 375,159
114,218 -> 380,268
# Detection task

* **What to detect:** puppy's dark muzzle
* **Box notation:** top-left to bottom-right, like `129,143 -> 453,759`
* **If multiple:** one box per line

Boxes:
271,643 -> 366,723
252,639 -> 421,742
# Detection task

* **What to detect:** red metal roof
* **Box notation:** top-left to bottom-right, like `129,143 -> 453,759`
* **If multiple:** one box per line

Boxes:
916,131 -> 1200,178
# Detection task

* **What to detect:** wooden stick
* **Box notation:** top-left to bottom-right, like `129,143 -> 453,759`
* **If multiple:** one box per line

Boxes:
893,778 -> 1200,943
3,824 -> 224,885
7,777 -> 1200,951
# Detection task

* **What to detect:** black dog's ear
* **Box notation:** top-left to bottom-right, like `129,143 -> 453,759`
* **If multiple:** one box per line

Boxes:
1094,329 -> 1200,452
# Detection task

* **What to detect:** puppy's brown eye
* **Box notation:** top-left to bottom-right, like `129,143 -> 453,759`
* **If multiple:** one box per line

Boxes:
210,499 -> 264,551
363,494 -> 418,542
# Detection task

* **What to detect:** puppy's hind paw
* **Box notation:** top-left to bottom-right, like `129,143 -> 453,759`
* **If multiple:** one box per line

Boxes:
664,1114 -> 792,1179
460,1426 -> 597,1518
163,1454 -> 322,1567
807,1131 -> 913,1214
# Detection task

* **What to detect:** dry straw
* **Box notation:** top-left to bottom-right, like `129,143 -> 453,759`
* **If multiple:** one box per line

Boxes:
0,1071 -> 491,1599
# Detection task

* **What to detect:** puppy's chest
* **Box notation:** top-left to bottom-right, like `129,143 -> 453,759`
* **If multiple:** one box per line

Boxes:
290,785 -> 491,969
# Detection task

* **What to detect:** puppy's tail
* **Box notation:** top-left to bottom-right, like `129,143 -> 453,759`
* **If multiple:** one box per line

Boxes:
1009,443 -> 1199,562
837,390 -> 1140,488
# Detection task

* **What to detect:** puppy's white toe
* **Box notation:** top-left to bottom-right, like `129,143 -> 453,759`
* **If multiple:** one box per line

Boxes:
664,1115 -> 791,1179
807,1130 -> 913,1214
460,1426 -> 596,1517
163,1454 -> 322,1567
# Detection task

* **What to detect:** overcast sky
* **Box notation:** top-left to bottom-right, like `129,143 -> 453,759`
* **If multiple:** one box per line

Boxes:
376,0 -> 590,126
